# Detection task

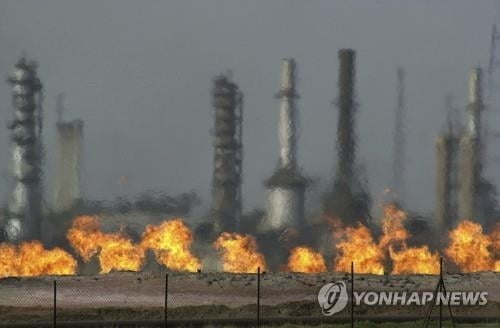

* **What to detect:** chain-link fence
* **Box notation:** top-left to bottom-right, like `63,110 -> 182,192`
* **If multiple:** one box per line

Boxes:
0,266 -> 498,327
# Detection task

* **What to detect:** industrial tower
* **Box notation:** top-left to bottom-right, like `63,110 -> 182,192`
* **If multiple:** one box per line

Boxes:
435,104 -> 461,233
263,58 -> 306,231
325,49 -> 370,225
211,73 -> 243,234
392,67 -> 406,202
54,94 -> 84,212
459,69 -> 484,223
4,57 -> 43,242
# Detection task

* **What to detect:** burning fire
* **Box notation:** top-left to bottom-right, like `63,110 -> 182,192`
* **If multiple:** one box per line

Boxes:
379,204 -> 440,274
287,246 -> 327,273
0,241 -> 77,278
67,216 -> 145,273
214,233 -> 266,273
379,204 -> 408,249
334,224 -> 385,275
445,220 -> 497,272
333,204 -> 443,275
389,246 -> 439,274
141,219 -> 201,272
1,206 -> 498,278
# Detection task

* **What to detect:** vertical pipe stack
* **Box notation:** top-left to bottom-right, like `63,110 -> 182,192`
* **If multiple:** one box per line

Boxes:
4,57 -> 43,242
211,74 -> 243,233
325,49 -> 370,225
336,49 -> 356,187
435,123 -> 460,233
459,68 -> 483,223
393,67 -> 406,202
264,58 -> 306,231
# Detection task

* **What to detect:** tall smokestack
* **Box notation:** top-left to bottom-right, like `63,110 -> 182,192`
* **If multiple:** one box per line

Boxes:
54,111 -> 84,213
277,59 -> 298,169
325,49 -> 370,225
4,57 -> 43,242
392,67 -> 406,202
467,69 -> 482,138
263,58 -> 306,231
336,49 -> 356,185
211,73 -> 243,234
459,68 -> 484,222
435,124 -> 460,233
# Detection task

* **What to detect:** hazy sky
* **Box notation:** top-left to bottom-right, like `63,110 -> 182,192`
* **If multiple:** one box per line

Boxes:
0,0 -> 497,217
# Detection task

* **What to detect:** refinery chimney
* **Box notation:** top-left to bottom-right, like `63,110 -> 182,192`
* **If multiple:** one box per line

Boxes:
263,58 -> 306,231
4,57 -> 43,242
54,95 -> 84,212
325,49 -> 370,225
392,67 -> 406,202
435,119 -> 460,233
458,68 -> 483,223
211,73 -> 243,234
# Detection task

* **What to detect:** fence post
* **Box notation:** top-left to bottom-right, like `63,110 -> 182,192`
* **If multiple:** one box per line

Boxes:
53,279 -> 57,328
351,262 -> 354,328
257,266 -> 261,328
164,273 -> 168,328
439,257 -> 442,328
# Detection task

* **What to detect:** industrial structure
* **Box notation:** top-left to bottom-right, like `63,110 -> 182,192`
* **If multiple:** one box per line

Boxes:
211,73 -> 243,233
435,115 -> 461,233
458,68 -> 484,223
54,94 -> 84,212
392,67 -> 407,203
325,49 -> 370,225
263,58 -> 306,231
435,69 -> 499,230
4,57 -> 43,242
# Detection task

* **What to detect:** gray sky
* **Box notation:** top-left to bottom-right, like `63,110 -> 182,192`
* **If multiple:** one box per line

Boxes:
0,0 -> 496,216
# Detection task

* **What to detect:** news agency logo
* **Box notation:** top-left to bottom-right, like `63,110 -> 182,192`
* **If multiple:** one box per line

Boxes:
317,281 -> 488,316
317,281 -> 349,316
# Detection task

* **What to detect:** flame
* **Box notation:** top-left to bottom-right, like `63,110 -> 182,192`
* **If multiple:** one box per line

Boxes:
287,246 -> 327,273
214,233 -> 266,273
491,224 -> 500,270
377,204 -> 440,274
390,246 -> 439,274
445,220 -> 496,272
141,219 -> 200,272
67,215 -> 145,273
98,234 -> 145,274
379,204 -> 408,249
66,216 -> 102,261
334,224 -> 385,275
0,241 -> 77,278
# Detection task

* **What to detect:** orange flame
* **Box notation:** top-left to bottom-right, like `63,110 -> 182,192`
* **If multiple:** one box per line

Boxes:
287,246 -> 327,273
67,216 -> 145,273
66,216 -> 102,262
378,204 -> 440,274
379,204 -> 408,249
0,241 -> 77,278
214,233 -> 266,273
445,220 -> 496,272
141,219 -> 200,272
389,246 -> 439,274
334,224 -> 385,275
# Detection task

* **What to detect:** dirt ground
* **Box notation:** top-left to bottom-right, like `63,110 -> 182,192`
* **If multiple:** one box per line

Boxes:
0,271 -> 498,324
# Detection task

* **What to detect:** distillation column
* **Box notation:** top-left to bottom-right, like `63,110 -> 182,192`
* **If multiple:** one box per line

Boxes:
211,74 -> 243,233
325,49 -> 370,225
435,124 -> 460,232
263,58 -> 306,231
4,57 -> 43,242
459,68 -> 483,222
